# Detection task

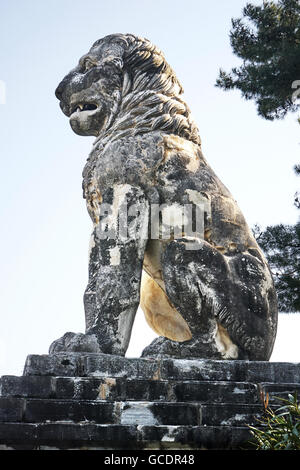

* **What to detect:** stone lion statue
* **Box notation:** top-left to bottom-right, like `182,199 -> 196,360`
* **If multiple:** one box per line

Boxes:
50,33 -> 278,360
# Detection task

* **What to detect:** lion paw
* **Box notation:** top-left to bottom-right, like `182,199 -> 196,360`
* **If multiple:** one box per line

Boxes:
141,336 -> 183,358
48,331 -> 101,354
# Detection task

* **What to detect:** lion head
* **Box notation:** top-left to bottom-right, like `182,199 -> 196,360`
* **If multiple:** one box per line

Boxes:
55,33 -> 201,146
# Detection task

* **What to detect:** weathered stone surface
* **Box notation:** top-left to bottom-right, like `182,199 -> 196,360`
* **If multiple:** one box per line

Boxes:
201,403 -> 263,426
23,354 -> 300,383
0,422 -> 253,450
258,382 -> 300,404
81,354 -> 160,379
160,358 -> 300,383
0,398 -> 200,426
0,375 -> 54,399
0,398 -> 24,422
23,353 -> 160,378
4,373 -> 300,406
49,332 -> 101,354
0,423 -> 139,450
171,381 -> 259,404
0,396 -> 267,427
1,356 -> 300,450
0,375 -> 259,403
50,33 -> 278,361
23,399 -> 114,424
23,353 -> 82,377
159,357 -> 246,382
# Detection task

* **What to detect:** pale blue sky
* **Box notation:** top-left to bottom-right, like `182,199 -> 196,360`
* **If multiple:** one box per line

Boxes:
0,0 -> 299,376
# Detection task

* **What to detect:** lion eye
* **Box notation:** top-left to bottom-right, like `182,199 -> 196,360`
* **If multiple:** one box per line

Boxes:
80,58 -> 97,73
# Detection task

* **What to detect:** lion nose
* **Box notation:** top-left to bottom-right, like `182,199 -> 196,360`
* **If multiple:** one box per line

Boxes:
55,71 -> 74,101
55,81 -> 65,101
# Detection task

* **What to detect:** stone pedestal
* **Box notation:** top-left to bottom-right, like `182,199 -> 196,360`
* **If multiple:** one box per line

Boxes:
0,354 -> 299,450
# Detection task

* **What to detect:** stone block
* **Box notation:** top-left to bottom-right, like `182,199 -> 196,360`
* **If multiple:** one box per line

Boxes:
245,361 -> 300,383
137,425 -> 187,447
117,402 -> 200,426
0,398 -> 24,422
201,403 -> 263,426
0,423 -> 38,446
172,381 -> 258,404
81,354 -> 160,379
159,358 -> 245,381
53,377 -> 79,399
272,362 -> 300,383
23,399 -> 114,424
258,382 -> 300,404
191,425 -> 233,450
36,422 -> 138,447
23,354 -> 82,376
0,376 -> 53,398
150,402 -> 200,426
138,425 -> 252,450
117,379 -> 170,402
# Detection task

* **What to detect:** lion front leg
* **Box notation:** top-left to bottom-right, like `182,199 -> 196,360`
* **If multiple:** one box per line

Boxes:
49,184 -> 149,356
86,239 -> 147,355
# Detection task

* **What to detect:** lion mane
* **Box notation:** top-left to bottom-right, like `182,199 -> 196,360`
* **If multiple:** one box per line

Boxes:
91,34 -> 201,147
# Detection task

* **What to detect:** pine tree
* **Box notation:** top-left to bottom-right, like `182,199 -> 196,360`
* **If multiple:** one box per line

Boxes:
216,0 -> 300,120
216,0 -> 300,311
253,166 -> 299,313
253,164 -> 300,312
253,222 -> 300,312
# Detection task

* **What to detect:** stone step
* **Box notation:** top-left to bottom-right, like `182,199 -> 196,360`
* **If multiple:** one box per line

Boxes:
23,354 -> 300,383
258,382 -> 300,402
0,398 -> 200,426
1,375 -> 262,403
0,422 -> 253,450
2,375 -> 300,405
0,397 -> 265,427
2,355 -> 298,450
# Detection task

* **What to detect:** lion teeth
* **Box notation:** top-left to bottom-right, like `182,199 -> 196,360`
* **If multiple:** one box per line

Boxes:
74,104 -> 84,112
72,103 -> 97,115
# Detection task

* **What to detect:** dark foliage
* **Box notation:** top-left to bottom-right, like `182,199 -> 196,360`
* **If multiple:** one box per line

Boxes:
254,222 -> 300,312
216,0 -> 300,120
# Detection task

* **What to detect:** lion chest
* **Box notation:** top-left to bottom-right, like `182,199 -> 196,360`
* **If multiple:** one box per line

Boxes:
95,133 -> 166,190
83,132 -> 232,248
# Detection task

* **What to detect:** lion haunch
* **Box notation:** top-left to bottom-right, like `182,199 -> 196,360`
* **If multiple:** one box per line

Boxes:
49,33 -> 278,360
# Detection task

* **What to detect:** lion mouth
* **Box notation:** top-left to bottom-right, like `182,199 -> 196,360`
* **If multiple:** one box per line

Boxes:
70,103 -> 98,115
